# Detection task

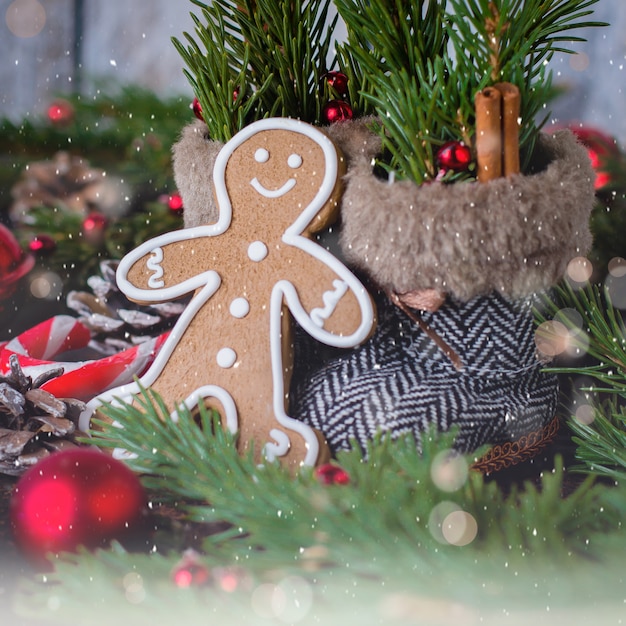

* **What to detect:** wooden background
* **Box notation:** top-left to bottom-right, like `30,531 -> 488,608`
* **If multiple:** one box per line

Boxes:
1,0 -> 625,143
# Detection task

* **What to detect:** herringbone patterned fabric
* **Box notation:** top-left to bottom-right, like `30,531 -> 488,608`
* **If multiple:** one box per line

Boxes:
290,290 -> 558,455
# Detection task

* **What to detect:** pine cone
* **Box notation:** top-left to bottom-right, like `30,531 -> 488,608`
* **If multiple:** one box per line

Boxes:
67,260 -> 186,355
9,151 -> 130,224
0,355 -> 85,476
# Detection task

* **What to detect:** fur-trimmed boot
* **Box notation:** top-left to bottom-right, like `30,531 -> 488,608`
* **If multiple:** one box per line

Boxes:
288,119 -> 595,470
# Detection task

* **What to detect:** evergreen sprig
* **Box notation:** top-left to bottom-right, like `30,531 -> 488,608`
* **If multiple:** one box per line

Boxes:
447,0 -> 606,170
0,85 -> 189,215
538,281 -> 626,479
334,0 -> 605,183
14,385 -> 626,624
335,0 -> 459,183
173,0 -> 338,142
14,526 -> 626,626
15,202 -> 182,292
89,385 -> 617,561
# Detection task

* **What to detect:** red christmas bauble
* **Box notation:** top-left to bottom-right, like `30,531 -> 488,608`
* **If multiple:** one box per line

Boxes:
10,449 -> 146,566
325,71 -> 349,95
322,100 -> 353,124
436,141 -> 472,172
29,234 -> 57,256
192,97 -> 204,121
567,125 -> 618,189
0,223 -> 35,299
47,99 -> 75,125
315,463 -> 350,486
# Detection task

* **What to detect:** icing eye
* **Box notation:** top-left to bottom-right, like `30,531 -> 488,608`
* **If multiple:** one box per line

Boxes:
255,148 -> 270,163
288,153 -> 303,169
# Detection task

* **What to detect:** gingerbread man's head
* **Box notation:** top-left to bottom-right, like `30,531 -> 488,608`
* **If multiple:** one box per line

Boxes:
175,119 -> 345,238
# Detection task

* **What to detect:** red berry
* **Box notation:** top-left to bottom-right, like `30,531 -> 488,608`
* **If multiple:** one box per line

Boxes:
47,99 -> 74,125
322,100 -> 353,124
192,97 -> 204,121
325,71 -> 349,95
168,192 -> 184,214
29,234 -> 56,255
436,141 -> 472,172
315,463 -> 350,485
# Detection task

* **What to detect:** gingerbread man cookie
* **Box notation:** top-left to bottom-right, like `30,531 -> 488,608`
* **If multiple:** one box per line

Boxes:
82,118 -> 375,469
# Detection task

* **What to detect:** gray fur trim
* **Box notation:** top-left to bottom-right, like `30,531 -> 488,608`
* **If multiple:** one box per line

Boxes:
172,120 -> 222,228
173,118 -> 595,300
334,125 -> 595,300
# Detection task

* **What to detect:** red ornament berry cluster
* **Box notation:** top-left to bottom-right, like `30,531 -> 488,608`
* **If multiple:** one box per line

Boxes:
191,71 -> 356,128
322,72 -> 353,124
315,462 -> 350,485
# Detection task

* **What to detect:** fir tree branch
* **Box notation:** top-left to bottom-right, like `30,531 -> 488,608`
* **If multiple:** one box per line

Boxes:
89,385 -> 618,561
173,0 -> 338,141
537,281 -> 626,478
336,0 -> 605,183
20,383 -> 626,623
448,0 -> 606,169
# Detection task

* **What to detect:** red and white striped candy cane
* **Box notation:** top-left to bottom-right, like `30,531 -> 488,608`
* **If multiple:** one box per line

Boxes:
0,315 -> 168,402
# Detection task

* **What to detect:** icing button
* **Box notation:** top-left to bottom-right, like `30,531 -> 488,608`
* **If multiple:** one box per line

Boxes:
216,347 -> 237,369
230,297 -> 250,319
248,241 -> 268,262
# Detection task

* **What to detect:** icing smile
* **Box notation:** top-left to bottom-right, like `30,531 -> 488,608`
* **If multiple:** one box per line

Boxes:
250,177 -> 296,198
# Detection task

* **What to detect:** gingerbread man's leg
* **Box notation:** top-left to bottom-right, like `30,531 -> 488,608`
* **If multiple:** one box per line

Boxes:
263,284 -> 321,465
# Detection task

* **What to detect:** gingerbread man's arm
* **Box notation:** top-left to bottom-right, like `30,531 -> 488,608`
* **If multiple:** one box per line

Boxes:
116,225 -> 225,305
280,238 -> 375,348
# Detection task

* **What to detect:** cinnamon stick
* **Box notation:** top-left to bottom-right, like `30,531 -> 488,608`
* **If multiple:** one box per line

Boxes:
474,86 -> 502,182
495,82 -> 521,176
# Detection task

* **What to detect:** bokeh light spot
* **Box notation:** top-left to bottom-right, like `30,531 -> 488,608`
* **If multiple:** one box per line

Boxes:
251,577 -> 312,623
430,450 -> 468,492
566,256 -> 593,284
534,320 -> 570,357
29,271 -> 62,300
605,272 -> 626,310
251,583 -> 285,619
441,510 -> 478,546
608,257 -> 626,278
575,404 -> 595,426
5,0 -> 46,38
428,501 -> 460,544
123,572 -> 145,604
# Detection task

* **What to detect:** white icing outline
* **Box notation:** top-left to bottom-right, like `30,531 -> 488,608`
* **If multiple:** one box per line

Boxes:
170,386 -> 238,433
146,247 -> 165,288
264,428 -> 291,461
250,176 -> 296,199
79,274 -> 223,431
81,118 -> 375,468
